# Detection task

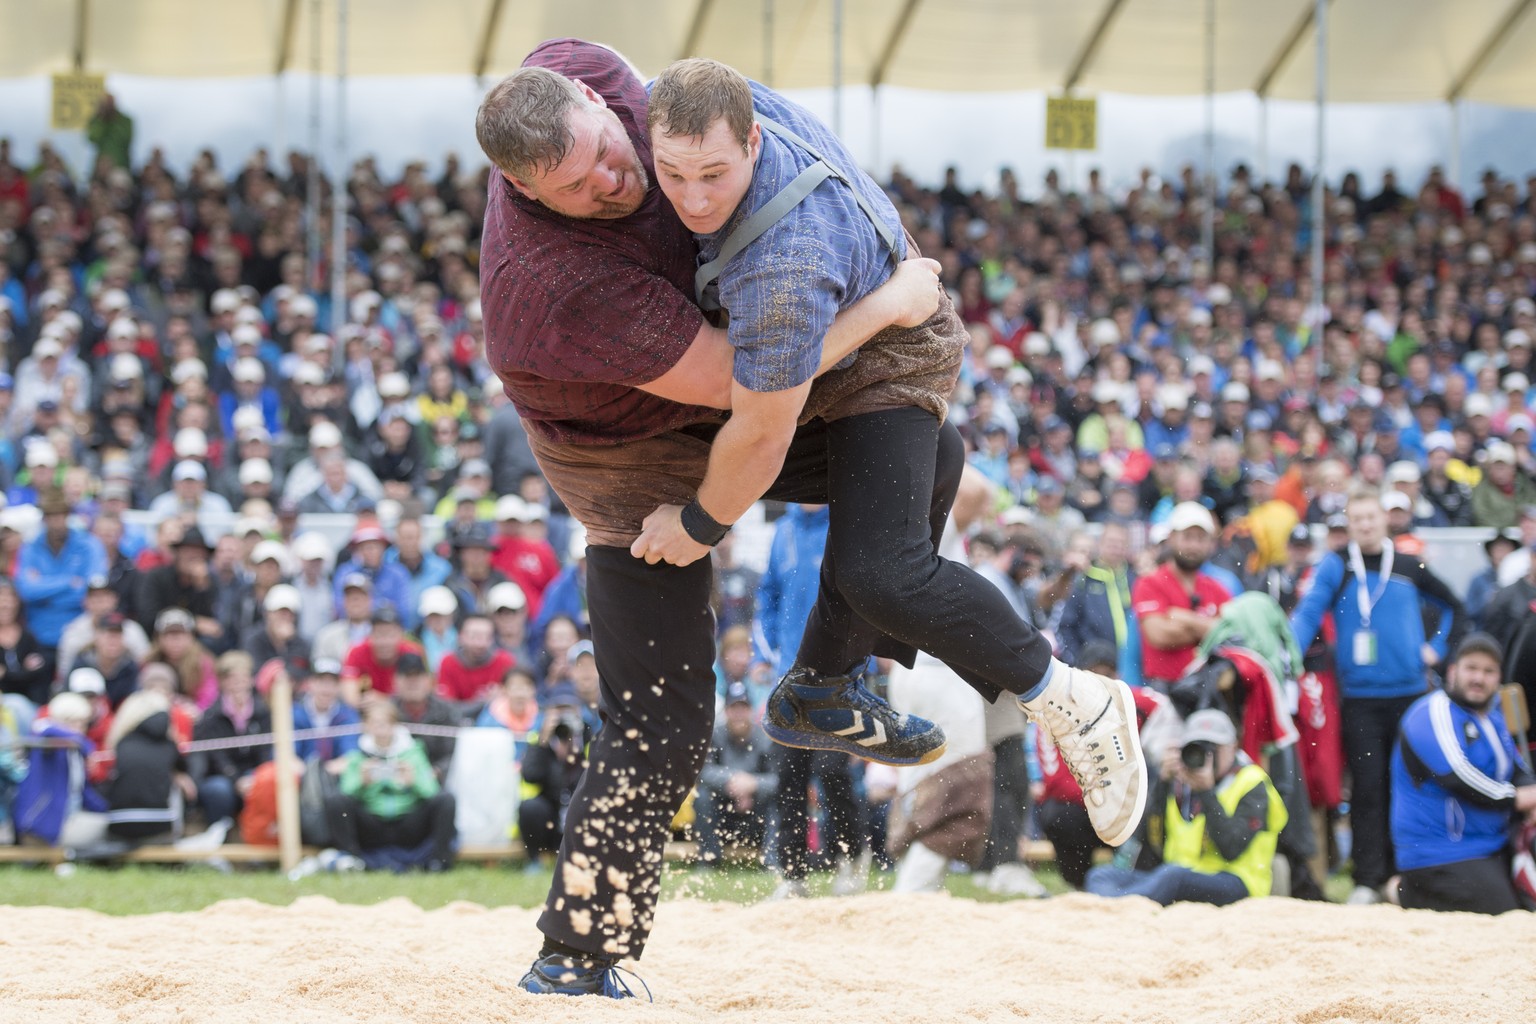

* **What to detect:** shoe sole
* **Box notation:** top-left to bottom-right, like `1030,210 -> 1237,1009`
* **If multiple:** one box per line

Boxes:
762,721 -> 948,767
1098,678 -> 1149,848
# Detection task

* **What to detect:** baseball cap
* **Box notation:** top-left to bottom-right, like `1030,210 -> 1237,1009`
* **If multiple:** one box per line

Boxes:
1505,373 -> 1531,393
377,372 -> 411,399
232,357 -> 265,383
263,584 -> 301,613
1187,354 -> 1216,377
1381,491 -> 1412,513
1485,440 -> 1518,465
341,572 -> 373,592
172,461 -> 207,483
1385,461 -> 1422,484
569,640 -> 595,662
724,680 -> 752,707
985,346 -> 1014,370
1182,708 -> 1237,746
1091,379 -> 1121,404
349,523 -> 391,546
173,428 -> 208,458
239,459 -> 274,486
1247,465 -> 1278,486
1166,501 -> 1217,535
1288,525 -> 1314,546
68,667 -> 106,695
251,540 -> 288,566
1423,430 -> 1455,454
1465,393 -> 1495,419
1325,512 -> 1350,531
154,608 -> 195,633
460,457 -> 491,478
292,361 -> 326,387
309,421 -> 343,448
395,651 -> 428,675
312,657 -> 343,677
494,495 -> 527,522
371,605 -> 402,626
1221,382 -> 1250,404
487,581 -> 527,613
418,586 -> 458,618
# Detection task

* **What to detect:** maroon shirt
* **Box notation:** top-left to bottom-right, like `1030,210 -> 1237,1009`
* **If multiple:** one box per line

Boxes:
480,39 -> 716,445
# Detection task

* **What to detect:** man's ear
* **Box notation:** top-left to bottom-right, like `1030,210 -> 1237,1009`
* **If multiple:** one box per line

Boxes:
746,121 -> 762,159
569,79 -> 606,109
501,168 -> 538,202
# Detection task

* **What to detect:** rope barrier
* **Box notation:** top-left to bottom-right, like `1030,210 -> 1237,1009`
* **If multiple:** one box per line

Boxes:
9,720 -> 481,754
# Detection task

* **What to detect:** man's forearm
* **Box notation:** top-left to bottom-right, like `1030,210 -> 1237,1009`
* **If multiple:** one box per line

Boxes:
695,415 -> 794,526
817,282 -> 900,374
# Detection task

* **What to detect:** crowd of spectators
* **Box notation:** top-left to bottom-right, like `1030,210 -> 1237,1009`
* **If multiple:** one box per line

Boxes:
0,101 -> 1533,908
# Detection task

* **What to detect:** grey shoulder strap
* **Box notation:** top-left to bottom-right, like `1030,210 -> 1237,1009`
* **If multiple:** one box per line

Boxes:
693,112 -> 898,310
693,160 -> 835,310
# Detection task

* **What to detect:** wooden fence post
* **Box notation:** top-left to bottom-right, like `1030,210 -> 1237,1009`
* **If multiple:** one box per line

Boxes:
269,670 -> 302,873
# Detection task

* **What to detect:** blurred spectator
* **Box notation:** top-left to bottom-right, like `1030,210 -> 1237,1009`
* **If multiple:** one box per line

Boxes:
1290,490 -> 1463,905
0,577 -> 55,710
1134,502 -> 1232,690
244,583 -> 310,678
146,608 -> 217,709
324,698 -> 456,872
341,606 -> 421,701
291,659 -> 360,763
714,624 -> 766,709
289,533 -> 335,644
67,612 -> 138,710
15,489 -> 106,651
103,690 -> 192,843
15,691 -> 107,847
331,522 -> 412,621
57,576 -> 149,686
487,581 -> 533,666
387,516 -> 452,630
312,573 -> 375,669
1055,522 -> 1135,666
517,682 -> 591,863
490,496 -> 559,619
711,532 -> 760,638
529,526 -> 588,644
390,652 -> 457,781
188,651 -> 271,826
417,585 -> 459,672
1472,441 -> 1536,529
437,614 -> 515,705
1087,709 -> 1286,905
133,528 -> 225,652
475,665 -> 540,761
282,422 -> 382,506
1391,634 -> 1536,914
445,526 -> 508,619
695,681 -> 777,867
86,93 -> 134,170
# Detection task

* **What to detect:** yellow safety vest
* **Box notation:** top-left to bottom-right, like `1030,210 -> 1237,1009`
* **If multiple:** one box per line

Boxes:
1162,763 -> 1288,897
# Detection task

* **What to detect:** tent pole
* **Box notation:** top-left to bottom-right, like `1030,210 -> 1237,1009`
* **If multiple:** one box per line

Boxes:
1257,97 -> 1268,185
1202,0 -> 1215,259
832,0 -> 844,135
762,0 -> 774,87
1449,101 -> 1462,196
1309,0 -> 1326,332
305,0 -> 322,299
330,0 -> 348,337
274,76 -> 286,182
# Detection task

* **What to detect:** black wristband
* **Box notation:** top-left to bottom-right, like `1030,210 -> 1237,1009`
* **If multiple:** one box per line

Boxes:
680,499 -> 730,546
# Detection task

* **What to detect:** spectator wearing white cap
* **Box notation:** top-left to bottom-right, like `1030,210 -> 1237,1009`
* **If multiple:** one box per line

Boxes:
329,520 -> 413,623
242,582 -> 311,679
281,420 -> 383,506
383,516 -> 452,632
217,350 -> 282,440
222,540 -> 292,651
145,460 -> 234,540
288,532 -> 336,645
1384,459 -> 1448,530
1132,501 -> 1232,690
1419,430 -> 1474,526
417,585 -> 460,673
490,495 -> 560,620
14,328 -> 91,427
485,581 -> 533,667
1471,440 -> 1536,530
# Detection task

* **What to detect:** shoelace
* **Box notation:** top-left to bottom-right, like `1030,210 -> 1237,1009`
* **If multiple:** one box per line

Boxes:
1039,698 -> 1113,793
601,964 -> 653,1001
835,676 -> 904,723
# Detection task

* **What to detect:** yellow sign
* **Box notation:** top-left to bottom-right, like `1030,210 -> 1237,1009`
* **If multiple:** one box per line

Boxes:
1045,96 -> 1097,151
51,73 -> 106,131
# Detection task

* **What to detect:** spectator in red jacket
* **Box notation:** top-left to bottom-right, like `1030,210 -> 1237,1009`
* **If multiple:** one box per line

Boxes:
489,495 -> 559,619
436,614 -> 516,705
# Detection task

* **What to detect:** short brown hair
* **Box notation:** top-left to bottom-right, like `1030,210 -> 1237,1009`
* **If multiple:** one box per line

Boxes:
647,58 -> 755,149
476,67 -> 587,178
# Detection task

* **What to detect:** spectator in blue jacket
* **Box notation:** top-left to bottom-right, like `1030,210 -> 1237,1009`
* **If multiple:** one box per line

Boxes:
291,660 -> 361,763
1290,489 -> 1464,905
751,503 -> 866,897
384,516 -> 452,631
217,356 -> 282,440
529,535 -> 587,660
1391,633 -> 1536,914
1055,522 -> 1135,666
14,691 -> 108,847
331,521 -> 413,622
14,490 -> 107,650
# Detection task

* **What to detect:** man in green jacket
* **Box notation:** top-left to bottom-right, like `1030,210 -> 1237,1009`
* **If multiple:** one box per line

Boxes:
86,94 -> 134,171
1470,440 -> 1536,529
324,698 -> 457,870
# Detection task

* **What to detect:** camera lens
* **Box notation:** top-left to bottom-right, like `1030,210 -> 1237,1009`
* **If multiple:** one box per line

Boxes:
1180,742 -> 1212,770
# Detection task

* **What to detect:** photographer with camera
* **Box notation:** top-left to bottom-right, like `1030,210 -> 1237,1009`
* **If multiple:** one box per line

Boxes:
517,682 -> 591,862
1085,709 -> 1287,906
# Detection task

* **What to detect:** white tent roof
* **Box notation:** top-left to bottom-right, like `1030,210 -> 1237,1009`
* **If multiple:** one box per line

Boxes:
5,0 -> 1534,105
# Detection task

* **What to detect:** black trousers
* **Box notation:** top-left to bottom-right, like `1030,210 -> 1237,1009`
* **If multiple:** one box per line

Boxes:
1039,798 -> 1103,890
539,409 -> 1056,957
775,746 -> 865,880
980,736 -> 1029,872
1342,694 -> 1419,888
324,792 -> 457,865
1399,853 -> 1522,915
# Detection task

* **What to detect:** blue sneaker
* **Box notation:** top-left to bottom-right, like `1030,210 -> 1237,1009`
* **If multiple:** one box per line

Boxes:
763,666 -> 947,767
518,954 -> 651,1000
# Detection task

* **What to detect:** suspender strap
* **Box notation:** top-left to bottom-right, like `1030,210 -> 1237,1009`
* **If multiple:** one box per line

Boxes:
694,160 -> 835,309
693,112 -> 898,309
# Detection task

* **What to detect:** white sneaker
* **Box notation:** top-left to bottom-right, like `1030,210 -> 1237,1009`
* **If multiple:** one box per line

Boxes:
986,862 -> 1048,898
768,879 -> 809,901
831,851 -> 871,896
1019,663 -> 1147,848
1346,884 -> 1383,906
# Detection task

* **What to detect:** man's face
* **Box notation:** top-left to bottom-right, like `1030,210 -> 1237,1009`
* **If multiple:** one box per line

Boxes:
396,669 -> 433,702
344,587 -> 371,620
725,701 -> 753,739
1171,526 -> 1213,572
43,511 -> 68,545
652,117 -> 760,235
308,674 -> 339,711
1347,499 -> 1387,550
1449,650 -> 1501,710
460,619 -> 493,660
506,92 -> 648,220
97,628 -> 125,662
371,624 -> 403,661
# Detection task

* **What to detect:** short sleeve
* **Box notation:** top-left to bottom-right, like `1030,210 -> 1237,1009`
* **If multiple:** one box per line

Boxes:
719,225 -> 842,393
1132,576 -> 1174,620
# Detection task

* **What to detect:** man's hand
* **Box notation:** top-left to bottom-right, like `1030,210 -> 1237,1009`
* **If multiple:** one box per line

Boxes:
1421,643 -> 1440,669
885,257 -> 944,329
1179,758 -> 1216,792
631,504 -> 712,567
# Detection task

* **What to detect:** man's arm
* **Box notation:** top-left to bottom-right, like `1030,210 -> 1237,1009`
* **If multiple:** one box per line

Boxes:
637,257 -> 943,410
